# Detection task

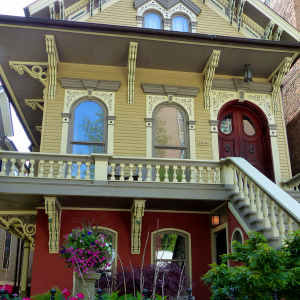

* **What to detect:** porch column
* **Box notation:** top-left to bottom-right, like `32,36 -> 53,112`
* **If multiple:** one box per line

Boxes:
19,240 -> 30,298
210,120 -> 219,161
269,124 -> 282,184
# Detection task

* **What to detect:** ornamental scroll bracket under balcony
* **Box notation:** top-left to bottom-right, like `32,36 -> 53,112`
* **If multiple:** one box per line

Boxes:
45,197 -> 62,253
128,42 -> 138,104
25,99 -> 44,111
203,50 -> 221,110
131,199 -> 146,254
271,57 -> 293,114
46,35 -> 59,100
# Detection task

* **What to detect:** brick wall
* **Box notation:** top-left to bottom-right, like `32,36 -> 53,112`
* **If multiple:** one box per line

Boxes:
266,0 -> 300,175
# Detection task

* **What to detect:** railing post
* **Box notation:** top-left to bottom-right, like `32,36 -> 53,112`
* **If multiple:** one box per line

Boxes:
229,288 -> 235,300
92,154 -> 110,181
97,289 -> 103,300
187,288 -> 192,300
50,289 -> 56,300
143,289 -> 148,300
220,164 -> 234,185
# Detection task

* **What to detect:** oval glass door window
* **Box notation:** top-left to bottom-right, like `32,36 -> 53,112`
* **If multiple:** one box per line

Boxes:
243,115 -> 256,136
220,114 -> 232,134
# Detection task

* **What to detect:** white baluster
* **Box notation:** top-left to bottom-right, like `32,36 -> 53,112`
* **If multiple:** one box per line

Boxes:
19,159 -> 26,177
287,216 -> 293,236
198,167 -> 203,183
278,207 -> 286,246
255,186 -> 263,219
243,175 -> 250,205
207,167 -> 212,183
237,170 -> 245,198
248,180 -> 255,208
215,167 -> 220,184
57,161 -> 63,178
270,200 -> 279,237
76,162 -> 82,179
262,192 -> 271,228
181,166 -> 186,183
129,164 -> 134,181
110,163 -> 115,181
190,166 -> 195,183
85,162 -> 91,180
67,161 -> 72,179
233,166 -> 239,192
120,163 -> 125,181
138,164 -> 143,182
38,160 -> 44,178
155,165 -> 160,182
164,165 -> 169,182
29,159 -> 35,177
147,165 -> 152,182
48,160 -> 54,178
173,165 -> 178,183
0,158 -> 7,176
9,158 -> 16,176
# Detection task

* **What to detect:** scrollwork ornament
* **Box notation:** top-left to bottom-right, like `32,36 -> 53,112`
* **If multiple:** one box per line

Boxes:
211,91 -> 234,117
94,92 -> 114,112
174,97 -> 193,117
148,95 -> 167,116
65,90 -> 86,109
248,94 -> 272,121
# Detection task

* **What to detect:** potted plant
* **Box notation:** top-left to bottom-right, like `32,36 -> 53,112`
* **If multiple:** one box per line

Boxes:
59,226 -> 115,300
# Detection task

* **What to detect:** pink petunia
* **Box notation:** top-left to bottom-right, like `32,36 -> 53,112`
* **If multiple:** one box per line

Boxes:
76,293 -> 84,300
62,289 -> 71,299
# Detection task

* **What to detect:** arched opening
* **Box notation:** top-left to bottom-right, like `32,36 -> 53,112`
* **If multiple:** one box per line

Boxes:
144,13 -> 162,29
172,16 -> 189,32
218,100 -> 274,180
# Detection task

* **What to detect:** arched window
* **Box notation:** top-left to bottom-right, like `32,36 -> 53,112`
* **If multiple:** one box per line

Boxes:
152,229 -> 191,279
231,228 -> 243,252
71,100 -> 107,155
172,16 -> 189,32
153,105 -> 188,159
144,13 -> 161,29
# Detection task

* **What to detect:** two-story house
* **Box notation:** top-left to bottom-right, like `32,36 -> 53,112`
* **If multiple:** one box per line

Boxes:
1,0 -> 300,298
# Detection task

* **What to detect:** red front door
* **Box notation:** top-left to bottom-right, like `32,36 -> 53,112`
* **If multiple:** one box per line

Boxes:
218,103 -> 273,180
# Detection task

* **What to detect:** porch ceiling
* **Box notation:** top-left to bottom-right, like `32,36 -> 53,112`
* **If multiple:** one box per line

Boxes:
0,15 -> 299,145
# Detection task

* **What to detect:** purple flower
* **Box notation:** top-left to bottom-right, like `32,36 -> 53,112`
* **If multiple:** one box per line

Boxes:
88,232 -> 92,235
82,233 -> 85,237
91,242 -> 95,245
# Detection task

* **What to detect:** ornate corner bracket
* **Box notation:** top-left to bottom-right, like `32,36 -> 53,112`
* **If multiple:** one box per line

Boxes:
9,61 -> 48,86
128,42 -> 138,104
271,57 -> 293,114
46,35 -> 59,100
228,0 -> 236,25
45,197 -> 62,253
272,27 -> 283,41
36,126 -> 43,133
263,20 -> 275,40
203,50 -> 221,110
25,99 -> 44,111
236,0 -> 246,31
131,199 -> 146,254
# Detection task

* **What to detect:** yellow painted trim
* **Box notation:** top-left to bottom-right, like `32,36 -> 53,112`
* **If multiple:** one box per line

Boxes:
0,211 -> 37,214
8,61 -> 48,66
0,23 -> 297,54
210,201 -> 227,214
145,209 -> 210,214
150,228 -> 192,285
0,65 -> 38,146
40,70 -> 49,152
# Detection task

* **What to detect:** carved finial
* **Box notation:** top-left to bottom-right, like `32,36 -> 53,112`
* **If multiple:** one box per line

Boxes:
229,288 -> 235,300
187,288 -> 193,300
273,289 -> 278,300
50,289 -> 56,300
97,289 -> 103,300
143,289 -> 148,300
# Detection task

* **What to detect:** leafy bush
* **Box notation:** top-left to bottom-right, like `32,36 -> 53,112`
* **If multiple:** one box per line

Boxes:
202,231 -> 300,300
31,287 -> 63,300
98,263 -> 191,299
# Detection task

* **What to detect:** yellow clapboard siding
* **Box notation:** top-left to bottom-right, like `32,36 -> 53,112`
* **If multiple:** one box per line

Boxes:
85,0 -> 247,39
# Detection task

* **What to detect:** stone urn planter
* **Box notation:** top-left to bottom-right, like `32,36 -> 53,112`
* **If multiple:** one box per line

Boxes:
75,267 -> 101,300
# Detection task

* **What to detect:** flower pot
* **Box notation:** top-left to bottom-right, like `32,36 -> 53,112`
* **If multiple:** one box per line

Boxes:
75,267 -> 101,300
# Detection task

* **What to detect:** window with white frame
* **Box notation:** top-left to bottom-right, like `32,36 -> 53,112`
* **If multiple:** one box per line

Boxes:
144,12 -> 162,29
152,229 -> 191,278
153,104 -> 188,159
172,16 -> 189,32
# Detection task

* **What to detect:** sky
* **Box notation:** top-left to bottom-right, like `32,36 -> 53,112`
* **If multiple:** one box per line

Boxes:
0,0 -> 36,152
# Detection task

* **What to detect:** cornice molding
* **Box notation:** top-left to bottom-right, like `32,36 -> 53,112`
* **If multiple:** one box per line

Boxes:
60,77 -> 121,92
142,83 -> 200,97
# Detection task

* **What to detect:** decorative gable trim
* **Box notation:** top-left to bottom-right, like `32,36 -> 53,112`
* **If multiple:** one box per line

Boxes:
134,0 -> 201,15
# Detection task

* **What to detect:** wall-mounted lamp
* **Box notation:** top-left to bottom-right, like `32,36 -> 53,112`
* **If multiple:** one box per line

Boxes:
211,215 -> 220,226
244,63 -> 252,85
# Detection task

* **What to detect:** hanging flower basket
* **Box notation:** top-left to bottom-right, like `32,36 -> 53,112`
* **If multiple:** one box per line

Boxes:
59,226 -> 115,274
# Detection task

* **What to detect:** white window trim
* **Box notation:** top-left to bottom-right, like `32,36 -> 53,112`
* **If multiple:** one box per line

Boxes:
150,228 -> 192,283
60,89 -> 116,155
230,228 -> 244,253
145,95 -> 196,159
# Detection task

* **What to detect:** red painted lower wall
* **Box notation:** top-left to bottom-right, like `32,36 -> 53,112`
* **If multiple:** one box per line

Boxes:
31,210 -> 212,299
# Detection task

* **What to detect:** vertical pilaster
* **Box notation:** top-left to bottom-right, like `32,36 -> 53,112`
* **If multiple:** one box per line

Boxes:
145,118 -> 153,158
107,116 -> 116,154
209,120 -> 219,161
188,121 -> 196,159
269,124 -> 282,184
19,240 -> 30,298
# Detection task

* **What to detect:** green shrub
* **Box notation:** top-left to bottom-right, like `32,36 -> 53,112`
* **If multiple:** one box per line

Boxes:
31,287 -> 63,300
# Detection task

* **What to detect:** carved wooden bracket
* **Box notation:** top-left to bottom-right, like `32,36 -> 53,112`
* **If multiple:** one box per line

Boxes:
128,42 -> 138,104
25,99 -> 44,111
36,126 -> 43,133
228,0 -> 236,25
45,197 -> 62,253
131,199 -> 146,254
46,35 -> 59,100
272,27 -> 283,41
236,0 -> 246,31
263,20 -> 275,40
203,50 -> 221,110
271,57 -> 293,114
9,61 -> 48,86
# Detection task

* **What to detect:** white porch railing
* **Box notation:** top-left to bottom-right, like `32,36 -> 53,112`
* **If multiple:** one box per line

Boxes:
282,173 -> 300,191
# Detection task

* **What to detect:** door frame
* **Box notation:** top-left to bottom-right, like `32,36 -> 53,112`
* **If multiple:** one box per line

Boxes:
217,100 -> 274,181
211,222 -> 229,266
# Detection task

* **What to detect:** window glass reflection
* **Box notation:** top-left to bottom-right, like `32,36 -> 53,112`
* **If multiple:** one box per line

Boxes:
243,115 -> 256,136
172,16 -> 189,32
220,114 -> 232,134
144,13 -> 161,29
